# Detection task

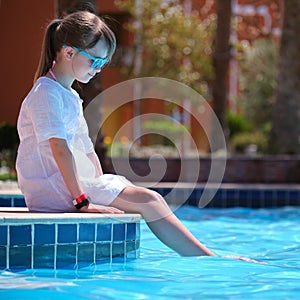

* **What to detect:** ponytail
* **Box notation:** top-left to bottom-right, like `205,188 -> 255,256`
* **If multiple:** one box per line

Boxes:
34,19 -> 61,83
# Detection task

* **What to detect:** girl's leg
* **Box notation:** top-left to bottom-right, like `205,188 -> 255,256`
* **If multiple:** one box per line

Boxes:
110,186 -> 215,256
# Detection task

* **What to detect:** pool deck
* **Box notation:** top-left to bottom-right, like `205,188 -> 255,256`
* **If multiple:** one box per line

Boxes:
1,180 -> 300,208
1,180 -> 300,192
0,181 -> 143,269
0,207 -> 141,224
0,208 -> 141,270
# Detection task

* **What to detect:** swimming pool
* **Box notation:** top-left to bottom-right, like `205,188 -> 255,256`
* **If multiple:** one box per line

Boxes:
1,205 -> 300,300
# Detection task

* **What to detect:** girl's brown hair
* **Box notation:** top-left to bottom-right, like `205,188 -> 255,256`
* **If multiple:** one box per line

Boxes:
34,11 -> 116,82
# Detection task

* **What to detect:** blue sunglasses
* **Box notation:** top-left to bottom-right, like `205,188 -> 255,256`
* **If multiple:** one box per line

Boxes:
62,45 -> 109,69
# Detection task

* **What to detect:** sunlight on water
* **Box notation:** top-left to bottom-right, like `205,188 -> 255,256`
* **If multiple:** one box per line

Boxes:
1,206 -> 300,300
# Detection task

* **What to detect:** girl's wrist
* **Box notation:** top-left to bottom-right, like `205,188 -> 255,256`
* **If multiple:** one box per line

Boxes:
73,193 -> 90,209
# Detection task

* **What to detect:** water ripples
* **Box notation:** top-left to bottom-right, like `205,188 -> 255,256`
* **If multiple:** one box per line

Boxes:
1,206 -> 300,299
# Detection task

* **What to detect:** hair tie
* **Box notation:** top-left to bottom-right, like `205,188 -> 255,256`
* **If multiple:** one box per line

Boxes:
56,19 -> 62,29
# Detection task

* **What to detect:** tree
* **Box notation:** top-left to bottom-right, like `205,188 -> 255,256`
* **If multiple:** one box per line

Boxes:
269,0 -> 300,154
211,0 -> 232,144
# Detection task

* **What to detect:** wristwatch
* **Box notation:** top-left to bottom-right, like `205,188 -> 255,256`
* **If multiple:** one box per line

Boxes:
73,193 -> 90,209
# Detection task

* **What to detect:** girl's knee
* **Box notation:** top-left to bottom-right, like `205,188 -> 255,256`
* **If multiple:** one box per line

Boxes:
141,189 -> 163,203
116,186 -> 168,215
136,189 -> 171,219
141,189 -> 169,211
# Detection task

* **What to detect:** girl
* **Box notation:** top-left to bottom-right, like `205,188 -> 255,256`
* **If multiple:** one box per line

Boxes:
16,11 -> 257,260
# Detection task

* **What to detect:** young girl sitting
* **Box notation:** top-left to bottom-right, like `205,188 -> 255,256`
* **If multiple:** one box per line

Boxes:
16,11 -> 260,262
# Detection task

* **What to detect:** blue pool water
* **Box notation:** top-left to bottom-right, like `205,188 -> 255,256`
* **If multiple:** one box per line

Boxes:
1,206 -> 300,299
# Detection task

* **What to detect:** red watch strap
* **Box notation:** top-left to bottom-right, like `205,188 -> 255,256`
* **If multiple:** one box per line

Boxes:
75,193 -> 88,204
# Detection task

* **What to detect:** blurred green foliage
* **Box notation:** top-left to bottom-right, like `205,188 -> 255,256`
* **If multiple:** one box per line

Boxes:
231,131 -> 268,154
0,173 -> 17,181
226,111 -> 251,139
115,0 -> 216,96
229,38 -> 279,154
237,38 -> 278,129
143,119 -> 189,146
143,119 -> 189,135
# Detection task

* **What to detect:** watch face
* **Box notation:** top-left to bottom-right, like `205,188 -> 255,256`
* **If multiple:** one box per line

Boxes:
75,198 -> 90,209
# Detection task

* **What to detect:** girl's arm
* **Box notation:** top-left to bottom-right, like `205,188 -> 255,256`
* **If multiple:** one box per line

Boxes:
49,138 -> 83,199
49,137 -> 124,214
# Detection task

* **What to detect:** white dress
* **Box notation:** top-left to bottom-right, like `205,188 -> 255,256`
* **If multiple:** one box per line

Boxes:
16,77 -> 133,212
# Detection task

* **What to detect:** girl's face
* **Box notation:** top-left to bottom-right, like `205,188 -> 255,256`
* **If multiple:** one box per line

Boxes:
71,39 -> 109,83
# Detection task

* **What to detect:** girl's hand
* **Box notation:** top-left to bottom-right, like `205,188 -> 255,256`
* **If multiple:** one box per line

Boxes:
223,255 -> 266,264
80,203 -> 124,214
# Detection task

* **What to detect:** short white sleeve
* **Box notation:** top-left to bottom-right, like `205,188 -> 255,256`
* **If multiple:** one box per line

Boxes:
28,82 -> 67,143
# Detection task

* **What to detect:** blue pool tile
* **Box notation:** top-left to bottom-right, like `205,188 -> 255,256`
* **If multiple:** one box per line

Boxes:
213,189 -> 223,201
13,197 -> 26,207
9,245 -> 31,269
191,188 -> 202,199
10,225 -> 31,246
79,223 -> 95,242
225,198 -> 239,207
0,226 -> 7,246
0,247 -> 6,268
0,197 -> 12,207
56,244 -> 76,268
34,224 -> 55,245
34,245 -> 55,269
113,224 -> 125,241
263,197 -> 276,207
126,241 -> 138,259
276,190 -> 288,201
251,189 -> 262,201
77,244 -> 95,265
237,190 -> 252,207
238,190 -> 249,201
112,242 -> 125,257
137,223 -> 141,239
288,199 -> 300,206
195,190 -> 214,207
263,190 -> 275,201
204,198 -> 214,208
58,224 -> 77,243
126,223 -> 136,240
187,189 -> 202,206
96,224 -> 111,242
288,191 -> 300,202
225,189 -> 239,201
96,242 -> 111,260
249,198 -> 262,208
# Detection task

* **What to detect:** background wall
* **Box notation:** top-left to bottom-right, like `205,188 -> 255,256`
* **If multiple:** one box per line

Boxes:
0,0 -> 55,123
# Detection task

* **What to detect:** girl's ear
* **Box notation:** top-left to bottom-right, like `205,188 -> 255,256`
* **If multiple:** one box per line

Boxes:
62,46 -> 75,60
